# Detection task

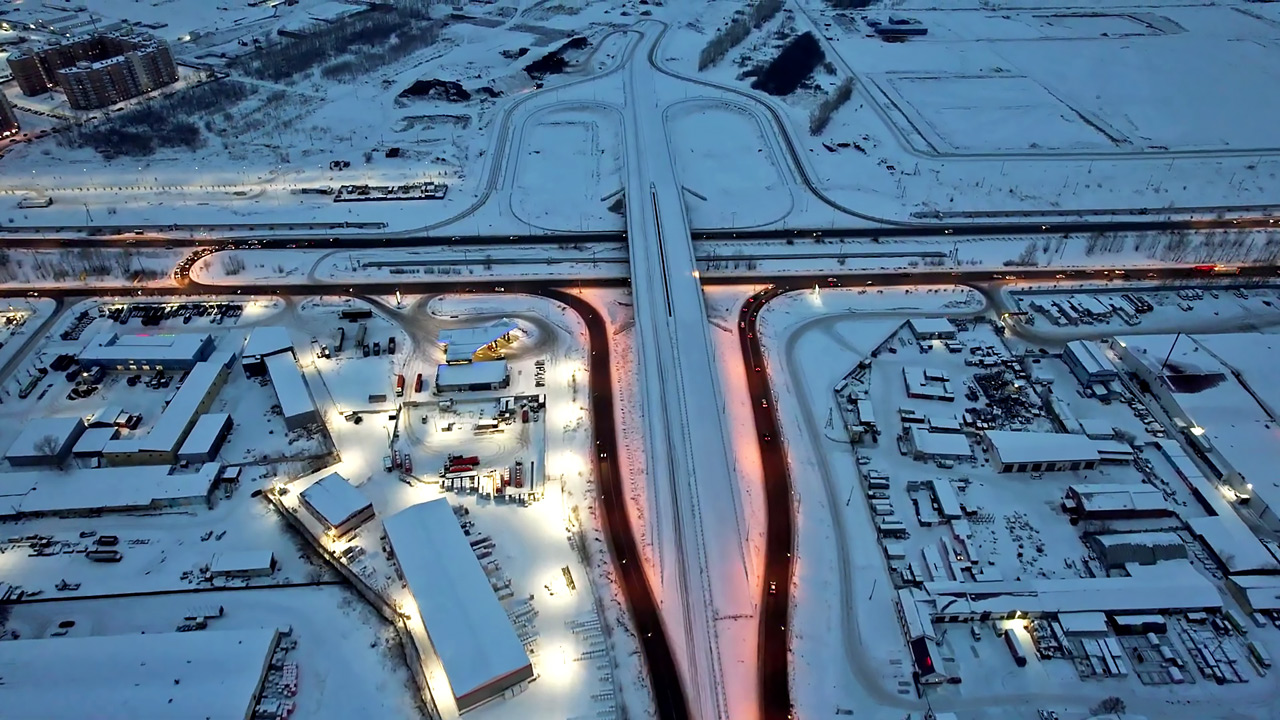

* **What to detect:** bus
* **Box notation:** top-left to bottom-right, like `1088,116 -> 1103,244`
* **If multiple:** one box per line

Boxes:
1193,264 -> 1240,275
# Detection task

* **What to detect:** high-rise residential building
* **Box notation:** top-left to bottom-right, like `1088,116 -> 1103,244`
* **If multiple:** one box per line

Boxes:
5,30 -> 178,110
0,93 -> 19,137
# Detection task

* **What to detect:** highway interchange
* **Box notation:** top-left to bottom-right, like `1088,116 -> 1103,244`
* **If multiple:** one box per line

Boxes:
7,14 -> 1280,720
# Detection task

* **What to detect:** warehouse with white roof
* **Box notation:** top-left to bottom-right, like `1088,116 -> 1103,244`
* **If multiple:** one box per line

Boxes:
383,498 -> 533,711
0,629 -> 278,720
4,416 -> 86,467
79,331 -> 215,371
264,352 -> 319,430
178,413 -> 233,463
435,360 -> 510,394
299,472 -> 374,537
983,430 -> 1100,473
0,463 -> 221,519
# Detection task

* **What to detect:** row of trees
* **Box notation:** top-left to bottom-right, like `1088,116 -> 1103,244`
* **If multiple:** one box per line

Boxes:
809,76 -> 855,134
237,0 -> 438,82
57,80 -> 257,158
698,0 -> 785,70
0,248 -> 161,283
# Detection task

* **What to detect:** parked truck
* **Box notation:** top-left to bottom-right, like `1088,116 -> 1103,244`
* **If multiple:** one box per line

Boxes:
1005,629 -> 1028,667
414,373 -> 424,393
86,550 -> 123,562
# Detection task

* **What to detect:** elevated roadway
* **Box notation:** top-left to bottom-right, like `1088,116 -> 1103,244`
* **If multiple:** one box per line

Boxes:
620,24 -> 745,720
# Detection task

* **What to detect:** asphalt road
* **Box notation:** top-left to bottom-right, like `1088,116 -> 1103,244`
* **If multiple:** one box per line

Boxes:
739,285 -> 795,720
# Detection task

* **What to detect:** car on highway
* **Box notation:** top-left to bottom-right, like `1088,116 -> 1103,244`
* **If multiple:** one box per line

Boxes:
768,581 -> 777,595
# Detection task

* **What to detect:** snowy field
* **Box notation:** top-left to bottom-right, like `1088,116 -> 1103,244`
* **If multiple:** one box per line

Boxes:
660,0 -> 1280,219
510,105 -> 625,232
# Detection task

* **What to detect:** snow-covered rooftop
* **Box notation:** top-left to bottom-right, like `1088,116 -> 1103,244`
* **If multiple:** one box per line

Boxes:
909,427 -> 972,458
924,561 -> 1222,614
210,550 -> 275,575
1227,575 -> 1280,612
1188,516 -> 1280,574
436,360 -> 508,388
4,415 -> 84,462
298,472 -> 371,529
0,463 -> 220,517
103,352 -> 234,455
984,430 -> 1100,466
179,413 -> 231,458
242,326 -> 294,360
907,317 -> 956,337
0,629 -> 277,720
1065,339 -> 1113,378
1068,483 -> 1168,515
439,321 -> 517,363
382,498 -> 532,709
72,425 -> 119,456
263,352 -> 316,422
80,331 -> 213,364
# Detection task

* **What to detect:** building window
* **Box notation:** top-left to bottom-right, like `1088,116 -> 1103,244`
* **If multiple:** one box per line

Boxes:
1016,463 -> 1028,473
1070,462 -> 1081,471
1031,463 -> 1043,472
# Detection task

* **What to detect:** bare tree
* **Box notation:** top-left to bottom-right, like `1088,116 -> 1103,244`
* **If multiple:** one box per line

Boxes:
1091,696 -> 1126,716
33,434 -> 63,469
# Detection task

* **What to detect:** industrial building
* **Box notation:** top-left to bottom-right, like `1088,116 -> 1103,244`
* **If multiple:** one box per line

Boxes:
4,416 -> 86,467
263,352 -> 319,430
983,430 -> 1100,473
1113,333 -> 1280,532
72,426 -> 120,457
1227,575 -> 1280,613
0,92 -> 18,137
1062,483 -> 1171,520
177,413 -> 233,463
435,360 -> 510,394
103,352 -> 234,465
439,321 -> 518,363
383,499 -> 535,711
6,31 -> 179,109
209,550 -> 277,578
907,317 -> 957,341
241,326 -> 294,376
916,563 -> 1223,619
0,463 -> 221,519
1089,532 -> 1188,569
79,331 -> 215,371
299,472 -> 374,538
1063,340 -> 1117,385
902,366 -> 954,401
906,426 -> 973,461
0,628 -> 278,720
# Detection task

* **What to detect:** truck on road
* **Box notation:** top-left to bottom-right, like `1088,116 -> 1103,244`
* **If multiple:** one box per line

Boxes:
395,374 -> 405,397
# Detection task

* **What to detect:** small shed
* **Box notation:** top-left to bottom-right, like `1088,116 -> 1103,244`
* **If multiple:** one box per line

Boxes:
210,550 -> 277,578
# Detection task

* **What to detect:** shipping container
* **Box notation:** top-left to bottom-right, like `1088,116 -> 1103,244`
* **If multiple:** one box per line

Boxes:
1005,630 -> 1028,667
1249,640 -> 1272,668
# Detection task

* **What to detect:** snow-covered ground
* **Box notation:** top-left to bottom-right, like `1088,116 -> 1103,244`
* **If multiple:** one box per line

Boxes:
190,245 -> 629,285
755,283 -> 1280,719
264,293 -> 652,719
